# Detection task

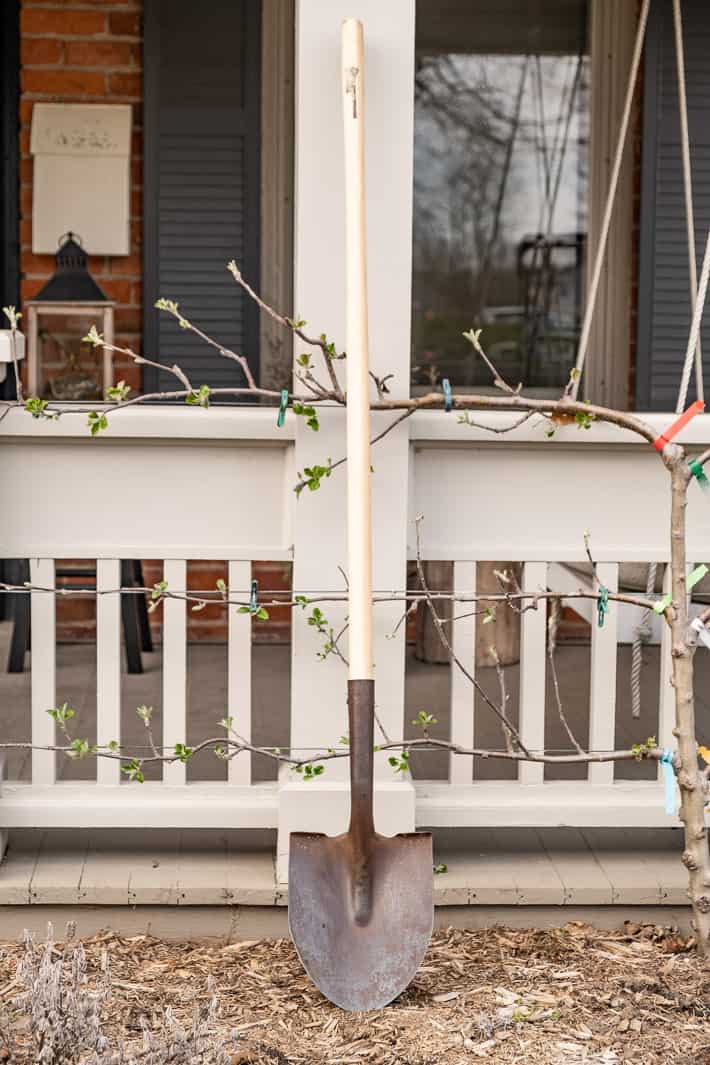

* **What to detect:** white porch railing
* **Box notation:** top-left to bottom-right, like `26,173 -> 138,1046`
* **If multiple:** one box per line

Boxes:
2,406 -> 710,844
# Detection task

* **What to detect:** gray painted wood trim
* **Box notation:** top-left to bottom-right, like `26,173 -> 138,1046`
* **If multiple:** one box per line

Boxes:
259,0 -> 294,391
585,0 -> 637,409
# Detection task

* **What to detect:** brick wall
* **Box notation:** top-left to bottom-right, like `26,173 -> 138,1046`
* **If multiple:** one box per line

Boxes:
19,0 -> 143,395
17,1 -> 289,647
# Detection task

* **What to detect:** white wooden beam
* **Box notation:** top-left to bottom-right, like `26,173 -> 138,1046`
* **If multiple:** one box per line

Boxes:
519,562 -> 547,785
96,559 -> 121,785
30,558 -> 56,786
228,560 -> 252,785
450,562 -> 476,785
162,560 -> 187,785
589,562 -> 619,785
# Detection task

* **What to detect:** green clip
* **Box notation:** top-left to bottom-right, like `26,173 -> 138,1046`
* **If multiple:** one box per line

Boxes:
686,564 -> 709,592
597,586 -> 609,628
653,594 -> 673,615
689,459 -> 710,488
277,389 -> 289,428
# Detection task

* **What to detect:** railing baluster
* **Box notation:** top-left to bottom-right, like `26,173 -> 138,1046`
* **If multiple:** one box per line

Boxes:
162,559 -> 187,785
519,561 -> 547,784
96,559 -> 121,785
30,559 -> 56,786
228,560 -> 252,785
450,561 -> 476,785
589,562 -> 618,785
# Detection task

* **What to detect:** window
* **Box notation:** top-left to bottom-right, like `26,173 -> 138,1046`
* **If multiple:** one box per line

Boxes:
412,1 -> 590,394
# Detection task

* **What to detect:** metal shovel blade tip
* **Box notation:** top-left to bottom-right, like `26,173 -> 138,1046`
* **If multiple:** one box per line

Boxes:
288,829 -> 433,1011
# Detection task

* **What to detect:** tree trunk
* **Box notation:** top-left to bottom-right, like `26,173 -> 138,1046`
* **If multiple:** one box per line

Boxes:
414,562 -> 521,667
667,454 -> 710,958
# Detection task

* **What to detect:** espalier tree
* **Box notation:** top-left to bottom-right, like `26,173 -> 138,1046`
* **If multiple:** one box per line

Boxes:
2,271 -> 710,958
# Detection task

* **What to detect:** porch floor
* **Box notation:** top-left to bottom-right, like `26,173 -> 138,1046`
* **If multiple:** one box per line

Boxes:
0,826 -> 692,941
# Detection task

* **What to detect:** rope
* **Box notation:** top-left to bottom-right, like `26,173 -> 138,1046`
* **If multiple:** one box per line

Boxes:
630,2 -> 709,717
630,561 -> 657,718
571,0 -> 650,399
676,229 -> 710,412
673,0 -> 703,406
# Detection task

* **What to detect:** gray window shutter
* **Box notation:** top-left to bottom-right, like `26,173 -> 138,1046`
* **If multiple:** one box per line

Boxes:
637,0 -> 710,410
143,0 -> 261,396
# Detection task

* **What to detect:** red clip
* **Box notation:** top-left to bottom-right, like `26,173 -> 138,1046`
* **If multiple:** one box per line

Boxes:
653,400 -> 705,452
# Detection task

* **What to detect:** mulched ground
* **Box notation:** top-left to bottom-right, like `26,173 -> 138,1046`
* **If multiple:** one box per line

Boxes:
1,922 -> 709,1064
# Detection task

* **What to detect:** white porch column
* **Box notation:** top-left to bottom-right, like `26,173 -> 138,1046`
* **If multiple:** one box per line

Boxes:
278,0 -> 416,882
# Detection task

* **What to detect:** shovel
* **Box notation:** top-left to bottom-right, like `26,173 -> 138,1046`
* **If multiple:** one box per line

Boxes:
288,18 -> 433,1013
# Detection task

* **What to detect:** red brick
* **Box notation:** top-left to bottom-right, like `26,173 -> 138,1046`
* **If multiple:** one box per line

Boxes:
65,40 -> 138,68
22,69 -> 106,97
98,278 -> 132,303
109,11 -> 141,36
115,306 -> 142,332
22,252 -> 56,274
25,0 -> 140,6
21,278 -> 45,301
108,71 -> 141,97
19,158 -> 33,183
86,254 -> 108,276
106,253 -> 142,277
19,100 -> 34,125
111,362 -> 142,393
21,9 -> 106,36
21,38 -> 63,66
19,128 -> 31,157
20,185 -> 33,214
20,219 -> 33,247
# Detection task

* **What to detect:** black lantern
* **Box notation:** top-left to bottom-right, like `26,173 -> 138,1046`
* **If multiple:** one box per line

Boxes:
35,232 -> 109,303
26,232 -> 116,396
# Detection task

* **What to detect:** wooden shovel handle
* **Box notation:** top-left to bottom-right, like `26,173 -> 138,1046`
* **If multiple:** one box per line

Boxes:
342,17 -> 373,681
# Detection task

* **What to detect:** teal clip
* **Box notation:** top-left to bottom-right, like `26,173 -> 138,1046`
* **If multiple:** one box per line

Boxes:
442,378 -> 453,413
660,749 -> 676,816
597,586 -> 609,628
689,458 -> 710,489
277,389 -> 289,428
250,579 -> 258,614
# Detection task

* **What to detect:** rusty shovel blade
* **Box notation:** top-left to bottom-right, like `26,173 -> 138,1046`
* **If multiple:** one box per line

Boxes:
289,829 -> 433,1012
288,680 -> 433,1011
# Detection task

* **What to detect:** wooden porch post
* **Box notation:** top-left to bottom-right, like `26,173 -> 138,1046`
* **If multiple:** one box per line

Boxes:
278,0 -> 416,882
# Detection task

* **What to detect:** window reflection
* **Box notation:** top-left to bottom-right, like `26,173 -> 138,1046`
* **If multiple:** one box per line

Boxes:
413,3 -> 589,393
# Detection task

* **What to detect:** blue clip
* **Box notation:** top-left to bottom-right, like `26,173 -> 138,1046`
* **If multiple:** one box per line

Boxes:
250,579 -> 258,614
442,378 -> 453,413
597,586 -> 609,628
277,389 -> 289,428
660,749 -> 676,816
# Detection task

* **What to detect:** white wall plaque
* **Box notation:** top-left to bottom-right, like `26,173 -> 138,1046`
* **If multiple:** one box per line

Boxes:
30,104 -> 132,256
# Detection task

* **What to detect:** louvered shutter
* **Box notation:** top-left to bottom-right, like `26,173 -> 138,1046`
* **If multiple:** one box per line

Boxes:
637,0 -> 710,410
143,0 -> 261,395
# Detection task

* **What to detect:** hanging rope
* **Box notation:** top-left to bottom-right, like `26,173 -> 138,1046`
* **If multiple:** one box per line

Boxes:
673,0 -> 703,406
676,230 -> 710,413
630,1 -> 710,719
570,0 -> 650,399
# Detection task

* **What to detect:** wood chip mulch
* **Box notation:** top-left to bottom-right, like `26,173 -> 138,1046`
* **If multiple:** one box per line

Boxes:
1,921 -> 709,1064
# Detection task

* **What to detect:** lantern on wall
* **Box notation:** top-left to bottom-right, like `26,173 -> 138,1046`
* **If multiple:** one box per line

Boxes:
25,232 -> 116,398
